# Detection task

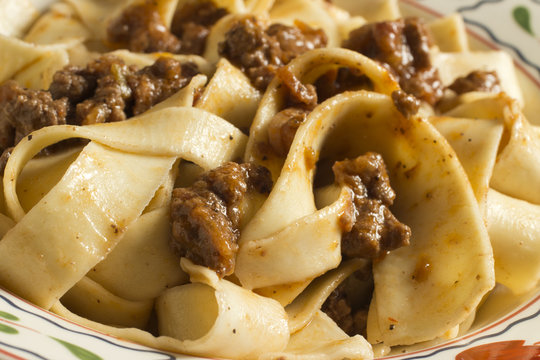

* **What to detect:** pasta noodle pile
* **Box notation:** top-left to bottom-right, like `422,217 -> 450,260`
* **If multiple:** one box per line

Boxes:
0,0 -> 539,359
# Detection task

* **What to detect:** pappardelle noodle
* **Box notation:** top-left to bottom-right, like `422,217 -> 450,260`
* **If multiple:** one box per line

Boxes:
0,0 -> 539,359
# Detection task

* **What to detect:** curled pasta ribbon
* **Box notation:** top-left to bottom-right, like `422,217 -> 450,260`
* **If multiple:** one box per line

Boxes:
156,258 -> 289,359
260,260 -> 374,359
246,47 -> 399,180
3,106 -> 247,221
280,91 -> 492,347
0,141 -> 176,309
430,116 -> 503,214
240,48 -> 399,240
61,276 -> 154,329
50,258 -> 291,360
0,106 -> 247,310
0,34 -> 76,88
65,0 -> 180,41
436,94 -> 540,295
196,58 -> 262,129
88,206 -> 188,302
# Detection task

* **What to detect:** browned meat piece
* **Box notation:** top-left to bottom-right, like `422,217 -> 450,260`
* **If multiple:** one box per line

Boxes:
323,287 -> 355,333
261,69 -> 317,158
392,89 -> 420,117
323,289 -> 370,336
0,81 -> 68,152
449,70 -> 502,95
107,2 -> 182,53
52,55 -> 199,124
107,0 -> 227,55
219,17 -> 283,90
9,55 -> 198,128
343,17 -> 443,105
75,74 -> 130,125
127,57 -> 199,115
276,67 -> 318,109
334,153 -> 411,259
314,68 -> 373,102
0,56 -> 199,171
219,17 -> 327,90
322,267 -> 373,337
171,0 -> 228,55
267,108 -> 309,156
266,22 -> 327,64
170,162 -> 272,276
170,187 -> 238,277
50,66 -> 97,105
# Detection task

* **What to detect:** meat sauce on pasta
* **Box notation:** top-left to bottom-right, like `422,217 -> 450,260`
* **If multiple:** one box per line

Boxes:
0,1 -> 538,359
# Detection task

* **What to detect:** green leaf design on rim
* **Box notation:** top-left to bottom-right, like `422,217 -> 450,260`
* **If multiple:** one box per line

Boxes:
0,311 -> 19,321
513,6 -> 534,35
0,323 -> 18,334
52,337 -> 103,360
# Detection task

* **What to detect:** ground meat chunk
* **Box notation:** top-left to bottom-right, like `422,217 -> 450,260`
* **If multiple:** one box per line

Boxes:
53,55 -> 198,124
0,81 -> 68,152
343,17 -> 443,105
314,68 -> 373,102
107,2 -> 181,53
170,162 -> 272,276
266,22 -> 327,63
75,74 -> 129,125
50,66 -> 97,105
0,56 -> 199,171
219,17 -> 327,90
262,68 -> 318,158
321,262 -> 373,336
267,108 -> 310,156
108,0 -> 227,55
334,152 -> 411,259
171,0 -> 228,55
448,70 -> 502,95
392,89 -> 420,117
276,67 -> 318,109
322,268 -> 373,337
127,57 -> 199,115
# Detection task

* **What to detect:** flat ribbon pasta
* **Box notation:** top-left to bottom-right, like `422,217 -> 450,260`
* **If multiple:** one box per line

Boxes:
261,311 -> 373,360
235,187 -> 352,289
24,2 -> 91,45
0,106 -> 247,310
61,276 -> 154,328
238,50 -> 400,267
438,94 -> 540,295
0,0 -> 39,38
432,51 -> 523,106
0,34 -> 74,87
486,189 -> 540,294
0,141 -> 176,309
282,91 -> 493,347
51,258 -> 289,360
3,106 -> 247,220
87,207 -> 188,302
156,259 -> 289,360
195,58 -> 262,130
430,116 -> 503,212
245,47 -> 399,180
445,94 -> 540,205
